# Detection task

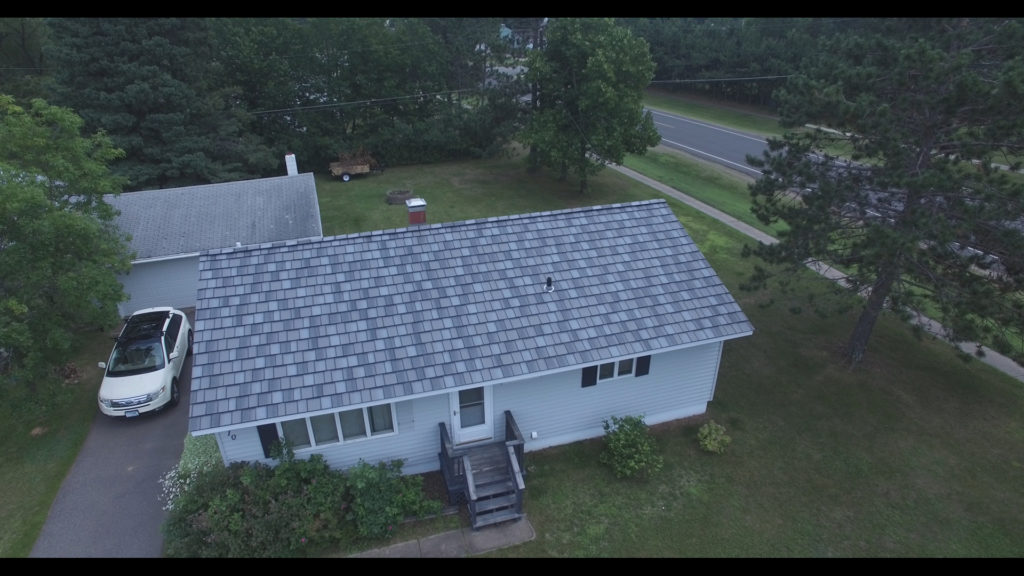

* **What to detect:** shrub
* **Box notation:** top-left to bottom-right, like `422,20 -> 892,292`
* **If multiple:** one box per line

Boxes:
158,434 -> 221,513
599,414 -> 663,480
162,441 -> 350,557
345,459 -> 443,540
697,419 -> 732,454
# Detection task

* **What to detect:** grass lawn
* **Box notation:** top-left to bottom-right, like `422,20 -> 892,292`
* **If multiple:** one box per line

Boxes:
0,334 -> 110,557
482,204 -> 1024,556
313,147 -> 1024,557
4,93 -> 1023,558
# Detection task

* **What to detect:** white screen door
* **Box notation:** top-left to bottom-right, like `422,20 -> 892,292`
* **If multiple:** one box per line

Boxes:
450,386 -> 493,445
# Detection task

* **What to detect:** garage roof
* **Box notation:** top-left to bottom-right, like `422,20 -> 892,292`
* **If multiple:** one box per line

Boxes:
105,173 -> 323,261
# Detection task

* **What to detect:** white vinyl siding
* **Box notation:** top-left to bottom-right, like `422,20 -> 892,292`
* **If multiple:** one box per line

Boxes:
212,394 -> 451,475
207,342 -> 725,475
497,343 -> 724,452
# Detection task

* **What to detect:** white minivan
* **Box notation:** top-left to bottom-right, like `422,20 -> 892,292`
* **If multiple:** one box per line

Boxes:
97,307 -> 193,418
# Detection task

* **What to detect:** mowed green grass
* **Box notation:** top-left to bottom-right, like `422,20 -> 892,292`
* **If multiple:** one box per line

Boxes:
4,94 -> 1022,557
0,335 -> 111,557
315,148 -> 1024,557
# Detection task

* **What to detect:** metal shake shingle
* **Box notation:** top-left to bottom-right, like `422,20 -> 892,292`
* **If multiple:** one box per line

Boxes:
188,199 -> 753,434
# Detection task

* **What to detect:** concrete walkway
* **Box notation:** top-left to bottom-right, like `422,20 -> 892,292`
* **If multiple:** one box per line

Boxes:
347,516 -> 535,558
611,163 -> 1024,383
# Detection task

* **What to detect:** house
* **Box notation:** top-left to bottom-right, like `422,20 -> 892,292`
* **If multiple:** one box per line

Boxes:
188,198 -> 753,527
105,157 -> 323,316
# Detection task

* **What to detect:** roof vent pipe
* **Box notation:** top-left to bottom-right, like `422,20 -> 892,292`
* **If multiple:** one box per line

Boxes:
545,277 -> 554,292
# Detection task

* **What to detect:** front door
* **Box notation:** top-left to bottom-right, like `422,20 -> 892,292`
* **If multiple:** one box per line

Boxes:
450,386 -> 493,445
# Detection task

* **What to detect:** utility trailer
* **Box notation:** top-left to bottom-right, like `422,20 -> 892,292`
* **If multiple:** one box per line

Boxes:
328,151 -> 382,182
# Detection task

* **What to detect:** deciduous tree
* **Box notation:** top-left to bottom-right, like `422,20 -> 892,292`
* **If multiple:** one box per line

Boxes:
521,18 -> 660,193
0,95 -> 131,379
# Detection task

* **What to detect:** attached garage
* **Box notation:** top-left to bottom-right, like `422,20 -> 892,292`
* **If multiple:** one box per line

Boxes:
117,255 -> 200,317
107,167 -> 323,317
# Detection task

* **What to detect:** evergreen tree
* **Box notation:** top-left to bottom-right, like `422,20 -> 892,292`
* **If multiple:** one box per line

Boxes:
0,18 -> 51,102
745,18 -> 1024,366
44,17 -> 275,190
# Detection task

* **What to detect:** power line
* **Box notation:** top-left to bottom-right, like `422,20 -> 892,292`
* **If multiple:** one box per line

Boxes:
651,75 -> 791,84
248,88 -> 481,116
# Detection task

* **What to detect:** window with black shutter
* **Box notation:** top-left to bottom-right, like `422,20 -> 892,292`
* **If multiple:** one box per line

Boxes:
257,423 -> 280,458
635,355 -> 651,377
581,365 -> 598,387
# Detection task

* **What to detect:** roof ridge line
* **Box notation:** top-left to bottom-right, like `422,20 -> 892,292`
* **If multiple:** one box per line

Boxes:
319,199 -> 669,244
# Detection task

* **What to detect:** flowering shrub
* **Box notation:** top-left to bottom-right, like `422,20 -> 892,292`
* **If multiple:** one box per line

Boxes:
599,414 -> 663,480
159,433 -> 221,512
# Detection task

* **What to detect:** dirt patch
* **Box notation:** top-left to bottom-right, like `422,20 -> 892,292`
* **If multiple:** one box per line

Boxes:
30,426 -> 47,437
386,190 -> 414,205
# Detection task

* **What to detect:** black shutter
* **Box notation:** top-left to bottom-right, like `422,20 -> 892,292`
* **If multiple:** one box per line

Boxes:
581,365 -> 598,387
635,355 -> 651,377
257,424 -> 280,458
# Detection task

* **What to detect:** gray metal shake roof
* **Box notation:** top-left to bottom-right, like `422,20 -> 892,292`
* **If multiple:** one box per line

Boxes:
188,199 -> 753,434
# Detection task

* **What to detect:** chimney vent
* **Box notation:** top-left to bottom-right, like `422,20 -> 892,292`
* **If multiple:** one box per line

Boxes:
285,153 -> 298,176
406,198 -> 427,225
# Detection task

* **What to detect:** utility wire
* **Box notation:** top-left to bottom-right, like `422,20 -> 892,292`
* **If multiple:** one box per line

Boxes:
248,88 -> 480,116
651,75 -> 791,84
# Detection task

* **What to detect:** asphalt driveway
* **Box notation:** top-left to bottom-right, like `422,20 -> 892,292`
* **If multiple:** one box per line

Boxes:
30,309 -> 195,558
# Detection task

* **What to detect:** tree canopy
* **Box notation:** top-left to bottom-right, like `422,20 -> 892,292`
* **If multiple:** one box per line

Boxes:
0,94 -> 132,378
44,18 -> 275,191
521,18 -> 661,193
744,18 -> 1024,366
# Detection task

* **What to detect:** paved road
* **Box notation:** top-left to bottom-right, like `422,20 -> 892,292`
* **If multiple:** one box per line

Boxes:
647,107 -> 768,179
30,310 -> 195,558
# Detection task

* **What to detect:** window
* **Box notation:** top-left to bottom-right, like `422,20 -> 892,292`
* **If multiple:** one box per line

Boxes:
280,418 -> 312,450
278,403 -> 395,450
458,388 -> 485,427
368,404 -> 394,435
310,413 -> 340,445
581,354 -> 652,387
617,358 -> 633,377
164,314 -> 182,356
339,409 -> 367,439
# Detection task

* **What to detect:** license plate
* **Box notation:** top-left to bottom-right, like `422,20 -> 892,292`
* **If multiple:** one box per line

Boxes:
125,410 -> 139,418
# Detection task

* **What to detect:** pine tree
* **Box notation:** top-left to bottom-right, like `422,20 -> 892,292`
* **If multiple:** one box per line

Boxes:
746,18 -> 1024,366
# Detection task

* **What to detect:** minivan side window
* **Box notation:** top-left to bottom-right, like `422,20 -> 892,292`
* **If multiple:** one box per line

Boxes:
164,314 -> 182,355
